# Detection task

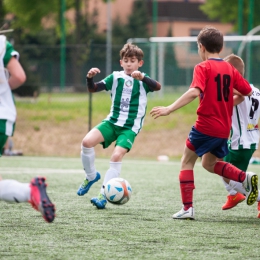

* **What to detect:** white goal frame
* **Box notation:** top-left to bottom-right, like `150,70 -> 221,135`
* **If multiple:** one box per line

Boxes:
127,35 -> 260,92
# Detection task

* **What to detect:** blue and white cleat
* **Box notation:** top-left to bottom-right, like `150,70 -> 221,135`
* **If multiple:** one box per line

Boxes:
243,172 -> 258,206
77,172 -> 101,196
172,206 -> 195,220
90,193 -> 107,209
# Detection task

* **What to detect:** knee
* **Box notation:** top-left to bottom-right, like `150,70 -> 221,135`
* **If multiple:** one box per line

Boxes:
111,151 -> 124,162
82,137 -> 92,148
201,160 -> 215,173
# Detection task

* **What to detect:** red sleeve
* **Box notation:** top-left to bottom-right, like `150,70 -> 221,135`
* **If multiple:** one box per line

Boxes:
233,68 -> 252,95
189,62 -> 208,92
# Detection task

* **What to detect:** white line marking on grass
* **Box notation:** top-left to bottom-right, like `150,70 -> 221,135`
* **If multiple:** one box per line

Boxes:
1,156 -> 186,165
1,168 -> 83,174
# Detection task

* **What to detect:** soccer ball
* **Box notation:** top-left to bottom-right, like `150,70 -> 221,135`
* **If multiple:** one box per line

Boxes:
104,177 -> 132,205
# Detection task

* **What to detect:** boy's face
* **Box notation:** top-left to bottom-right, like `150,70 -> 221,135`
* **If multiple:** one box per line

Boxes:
120,56 -> 144,75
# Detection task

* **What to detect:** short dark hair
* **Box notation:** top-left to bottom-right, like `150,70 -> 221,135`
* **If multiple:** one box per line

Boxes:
197,26 -> 223,53
120,43 -> 144,61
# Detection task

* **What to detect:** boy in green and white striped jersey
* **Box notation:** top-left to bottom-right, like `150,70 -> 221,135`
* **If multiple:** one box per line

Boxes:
221,54 -> 260,218
77,43 -> 161,209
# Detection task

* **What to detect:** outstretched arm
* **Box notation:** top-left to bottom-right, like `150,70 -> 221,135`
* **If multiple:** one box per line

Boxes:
150,87 -> 200,119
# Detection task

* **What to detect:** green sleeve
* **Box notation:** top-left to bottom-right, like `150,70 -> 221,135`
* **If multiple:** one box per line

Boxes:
4,41 -> 19,67
103,74 -> 114,91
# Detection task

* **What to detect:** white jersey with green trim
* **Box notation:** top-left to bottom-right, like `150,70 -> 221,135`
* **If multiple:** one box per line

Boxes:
102,71 -> 152,134
230,84 -> 260,150
0,35 -> 17,132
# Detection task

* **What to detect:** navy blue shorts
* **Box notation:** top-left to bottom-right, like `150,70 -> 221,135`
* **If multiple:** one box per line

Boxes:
186,126 -> 228,158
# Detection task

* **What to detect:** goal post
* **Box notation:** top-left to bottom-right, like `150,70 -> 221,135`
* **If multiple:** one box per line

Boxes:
127,35 -> 260,94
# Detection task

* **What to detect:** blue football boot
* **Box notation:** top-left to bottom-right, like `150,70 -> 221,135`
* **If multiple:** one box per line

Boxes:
90,193 -> 107,209
77,172 -> 101,196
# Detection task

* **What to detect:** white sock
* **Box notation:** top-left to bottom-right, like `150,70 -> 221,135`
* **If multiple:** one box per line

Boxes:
101,162 -> 122,194
81,146 -> 97,181
222,178 -> 237,196
0,180 -> 30,203
229,180 -> 246,195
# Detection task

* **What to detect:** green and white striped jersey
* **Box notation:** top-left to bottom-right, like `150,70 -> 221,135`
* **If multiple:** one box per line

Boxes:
0,35 -> 17,135
230,84 -> 260,150
102,71 -> 153,134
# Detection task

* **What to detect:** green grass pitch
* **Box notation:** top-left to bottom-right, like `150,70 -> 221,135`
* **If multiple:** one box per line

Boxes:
1,156 -> 260,259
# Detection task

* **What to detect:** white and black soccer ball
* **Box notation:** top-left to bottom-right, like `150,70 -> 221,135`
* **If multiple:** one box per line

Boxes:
104,177 -> 132,205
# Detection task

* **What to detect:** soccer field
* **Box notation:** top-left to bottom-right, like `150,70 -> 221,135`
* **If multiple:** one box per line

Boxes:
1,156 -> 260,259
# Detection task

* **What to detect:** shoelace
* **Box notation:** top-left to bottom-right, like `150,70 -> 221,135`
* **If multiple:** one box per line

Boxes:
81,179 -> 89,188
98,194 -> 105,200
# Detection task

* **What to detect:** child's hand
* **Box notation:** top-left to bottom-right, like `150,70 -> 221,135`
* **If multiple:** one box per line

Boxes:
150,106 -> 171,119
87,68 -> 100,78
131,71 -> 144,80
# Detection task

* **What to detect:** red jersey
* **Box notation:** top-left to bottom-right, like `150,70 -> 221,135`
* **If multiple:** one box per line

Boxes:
190,58 -> 252,138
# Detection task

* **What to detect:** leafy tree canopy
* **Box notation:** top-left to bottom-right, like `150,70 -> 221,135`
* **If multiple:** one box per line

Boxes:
200,0 -> 260,34
3,0 -> 74,32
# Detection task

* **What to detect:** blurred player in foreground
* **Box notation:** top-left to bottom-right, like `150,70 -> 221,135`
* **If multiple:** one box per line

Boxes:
150,26 -> 257,220
0,35 -> 55,223
221,54 -> 260,218
77,43 -> 161,209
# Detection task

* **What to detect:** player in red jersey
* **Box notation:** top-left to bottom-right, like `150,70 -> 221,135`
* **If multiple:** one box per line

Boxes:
150,26 -> 258,220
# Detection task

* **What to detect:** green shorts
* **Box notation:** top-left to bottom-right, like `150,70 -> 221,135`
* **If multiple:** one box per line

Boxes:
95,120 -> 136,151
224,148 -> 255,172
0,119 -> 15,136
0,134 -> 8,156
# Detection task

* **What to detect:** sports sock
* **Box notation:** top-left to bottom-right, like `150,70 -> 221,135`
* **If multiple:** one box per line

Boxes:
81,146 -> 97,181
0,180 -> 30,203
214,161 -> 246,182
229,180 -> 246,195
101,162 -> 122,194
222,178 -> 237,196
179,170 -> 195,210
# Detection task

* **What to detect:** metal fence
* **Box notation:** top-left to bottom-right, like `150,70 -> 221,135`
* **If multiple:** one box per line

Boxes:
15,38 -> 260,96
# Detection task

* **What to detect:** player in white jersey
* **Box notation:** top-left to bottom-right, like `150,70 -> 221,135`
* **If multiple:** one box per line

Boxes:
77,43 -> 161,209
0,35 -> 55,223
221,54 -> 260,218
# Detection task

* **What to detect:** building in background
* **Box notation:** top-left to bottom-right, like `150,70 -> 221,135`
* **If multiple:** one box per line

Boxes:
87,0 -> 233,37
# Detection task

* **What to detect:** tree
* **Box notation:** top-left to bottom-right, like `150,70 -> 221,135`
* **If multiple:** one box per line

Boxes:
2,0 -> 105,92
67,2 -> 105,90
3,0 -> 74,33
126,0 -> 150,39
200,0 -> 260,35
112,0 -> 150,45
0,0 -> 5,26
110,0 -> 150,71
